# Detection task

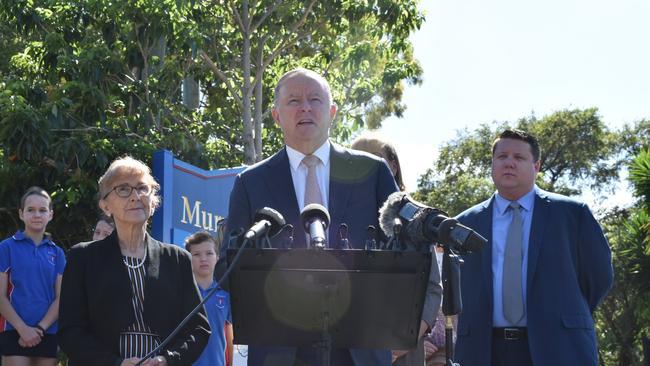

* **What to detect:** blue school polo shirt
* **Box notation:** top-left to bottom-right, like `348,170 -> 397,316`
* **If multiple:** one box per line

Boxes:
194,281 -> 231,366
0,231 -> 66,333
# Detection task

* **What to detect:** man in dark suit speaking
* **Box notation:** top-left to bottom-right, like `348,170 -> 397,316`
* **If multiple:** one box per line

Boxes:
225,68 -> 437,365
454,129 -> 613,365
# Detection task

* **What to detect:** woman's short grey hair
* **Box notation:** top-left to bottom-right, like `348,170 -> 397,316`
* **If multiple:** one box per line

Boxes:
97,156 -> 161,210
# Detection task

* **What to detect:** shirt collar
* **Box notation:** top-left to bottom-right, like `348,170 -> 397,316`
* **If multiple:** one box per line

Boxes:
12,230 -> 55,247
494,185 -> 536,216
203,279 -> 219,292
286,140 -> 331,172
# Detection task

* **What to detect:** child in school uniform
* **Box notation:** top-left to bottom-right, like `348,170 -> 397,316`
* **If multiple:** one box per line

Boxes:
185,230 -> 233,366
0,186 -> 65,366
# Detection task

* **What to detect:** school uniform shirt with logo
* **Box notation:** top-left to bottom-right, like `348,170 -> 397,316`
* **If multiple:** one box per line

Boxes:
0,231 -> 66,333
193,280 -> 231,366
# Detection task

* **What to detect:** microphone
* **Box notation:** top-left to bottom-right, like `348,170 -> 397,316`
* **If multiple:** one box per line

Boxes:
379,192 -> 486,253
365,225 -> 377,250
338,223 -> 350,249
300,203 -> 330,248
243,207 -> 286,241
280,224 -> 294,249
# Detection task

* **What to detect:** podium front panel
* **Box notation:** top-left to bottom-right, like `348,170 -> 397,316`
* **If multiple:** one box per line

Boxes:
227,248 -> 431,349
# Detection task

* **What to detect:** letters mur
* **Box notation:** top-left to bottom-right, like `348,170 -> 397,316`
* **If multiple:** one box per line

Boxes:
180,196 -> 224,233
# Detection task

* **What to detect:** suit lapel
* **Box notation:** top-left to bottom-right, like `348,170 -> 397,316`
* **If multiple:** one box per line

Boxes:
103,233 -> 135,330
143,234 -> 161,322
263,148 -> 303,247
527,190 -> 549,292
477,198 -> 495,305
328,144 -> 353,242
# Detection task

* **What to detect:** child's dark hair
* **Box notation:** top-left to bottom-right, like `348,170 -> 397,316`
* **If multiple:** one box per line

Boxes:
20,186 -> 53,210
184,231 -> 218,252
97,214 -> 115,227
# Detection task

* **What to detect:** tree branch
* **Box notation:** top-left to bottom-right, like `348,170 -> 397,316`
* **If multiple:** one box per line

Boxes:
230,1 -> 246,32
198,50 -> 243,110
259,0 -> 318,69
251,0 -> 283,33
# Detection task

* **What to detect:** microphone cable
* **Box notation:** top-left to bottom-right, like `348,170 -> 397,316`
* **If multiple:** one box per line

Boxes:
134,236 -> 252,365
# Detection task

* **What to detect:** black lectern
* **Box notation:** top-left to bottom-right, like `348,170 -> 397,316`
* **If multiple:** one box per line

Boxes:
227,248 -> 431,353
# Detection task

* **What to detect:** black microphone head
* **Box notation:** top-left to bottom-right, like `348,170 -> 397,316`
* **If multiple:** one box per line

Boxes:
300,203 -> 330,231
253,207 -> 286,237
439,219 -> 487,253
379,191 -> 408,235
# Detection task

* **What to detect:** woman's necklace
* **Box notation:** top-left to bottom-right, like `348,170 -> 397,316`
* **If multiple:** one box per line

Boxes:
122,248 -> 147,269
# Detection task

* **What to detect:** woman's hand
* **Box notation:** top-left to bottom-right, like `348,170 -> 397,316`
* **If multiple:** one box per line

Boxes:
17,325 -> 42,347
120,358 -> 142,366
141,355 -> 167,366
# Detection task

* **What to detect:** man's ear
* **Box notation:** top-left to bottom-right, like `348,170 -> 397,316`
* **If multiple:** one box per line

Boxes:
272,107 -> 280,126
329,103 -> 337,120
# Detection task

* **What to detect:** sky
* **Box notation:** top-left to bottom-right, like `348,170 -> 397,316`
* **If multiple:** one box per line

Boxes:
378,0 -> 650,208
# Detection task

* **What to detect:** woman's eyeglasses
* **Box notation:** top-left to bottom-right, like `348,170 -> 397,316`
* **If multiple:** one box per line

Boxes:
103,184 -> 152,199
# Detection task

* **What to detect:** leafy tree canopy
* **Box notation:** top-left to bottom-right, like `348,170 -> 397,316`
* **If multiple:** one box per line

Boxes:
414,108 -> 623,215
0,0 -> 425,248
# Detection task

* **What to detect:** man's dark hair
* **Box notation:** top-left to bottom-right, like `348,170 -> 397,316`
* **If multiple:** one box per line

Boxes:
492,129 -> 541,162
184,231 -> 218,252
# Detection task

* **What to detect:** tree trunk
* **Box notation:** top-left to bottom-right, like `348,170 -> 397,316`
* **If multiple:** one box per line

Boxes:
240,0 -> 255,164
150,36 -> 166,129
182,77 -> 200,110
253,37 -> 264,162
253,75 -> 263,162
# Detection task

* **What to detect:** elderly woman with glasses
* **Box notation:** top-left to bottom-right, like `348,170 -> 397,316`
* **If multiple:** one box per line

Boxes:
58,156 -> 210,366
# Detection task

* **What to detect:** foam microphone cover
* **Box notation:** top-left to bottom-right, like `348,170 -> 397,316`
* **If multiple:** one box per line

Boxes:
379,191 -> 408,235
254,207 -> 286,237
300,203 -> 330,230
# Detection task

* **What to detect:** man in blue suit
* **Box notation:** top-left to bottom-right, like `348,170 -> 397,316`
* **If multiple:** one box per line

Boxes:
224,68 -> 418,365
454,129 -> 613,365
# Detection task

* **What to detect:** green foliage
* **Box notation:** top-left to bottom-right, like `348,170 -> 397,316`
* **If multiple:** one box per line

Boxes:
195,0 -> 424,162
415,108 -> 619,214
629,149 -> 650,205
0,0 -> 424,248
596,207 -> 650,366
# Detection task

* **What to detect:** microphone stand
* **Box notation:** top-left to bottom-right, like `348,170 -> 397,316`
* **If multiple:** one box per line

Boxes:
306,236 -> 334,366
441,245 -> 463,366
281,224 -> 294,249
134,235 -> 255,366
365,225 -> 377,250
338,224 -> 350,249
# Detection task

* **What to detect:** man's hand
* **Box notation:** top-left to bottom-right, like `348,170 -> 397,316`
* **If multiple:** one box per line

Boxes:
391,320 -> 431,363
391,349 -> 410,363
424,339 -> 438,360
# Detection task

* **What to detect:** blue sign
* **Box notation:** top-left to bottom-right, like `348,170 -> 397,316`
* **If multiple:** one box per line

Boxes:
151,150 -> 245,246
